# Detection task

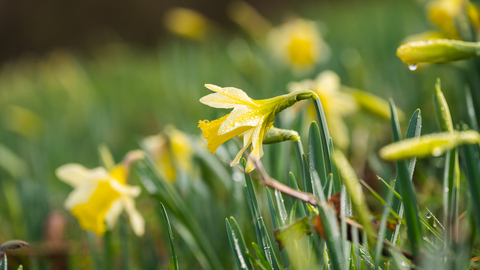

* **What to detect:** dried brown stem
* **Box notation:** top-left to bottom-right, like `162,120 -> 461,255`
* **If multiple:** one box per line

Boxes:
251,157 -> 318,206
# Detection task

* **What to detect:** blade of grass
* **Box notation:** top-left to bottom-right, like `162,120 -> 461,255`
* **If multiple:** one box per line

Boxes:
312,96 -> 332,175
244,160 -> 282,270
316,180 -> 345,270
460,143 -> 480,235
160,203 -> 178,270
389,101 -> 423,260
288,172 -> 306,218
465,85 -> 479,132
293,140 -> 305,192
134,160 -> 222,270
308,122 -> 327,194
374,180 -> 395,269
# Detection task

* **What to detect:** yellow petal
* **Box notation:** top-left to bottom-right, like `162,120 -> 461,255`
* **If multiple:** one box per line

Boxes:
122,197 -> 145,237
56,164 -> 110,187
70,181 -> 122,236
200,93 -> 249,108
198,114 -> 253,153
219,106 -> 262,135
204,84 -> 257,107
245,116 -> 272,172
230,129 -> 254,166
104,199 -> 124,229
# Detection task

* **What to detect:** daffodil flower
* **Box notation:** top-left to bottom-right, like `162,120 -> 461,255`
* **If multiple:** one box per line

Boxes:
288,71 -> 358,150
142,125 -> 194,182
163,8 -> 211,40
56,154 -> 145,237
198,84 -> 314,172
267,19 -> 327,71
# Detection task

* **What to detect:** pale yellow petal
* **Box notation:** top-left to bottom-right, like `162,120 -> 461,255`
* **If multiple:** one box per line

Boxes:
122,197 -> 145,236
109,180 -> 141,197
326,114 -> 350,150
245,118 -> 271,172
218,105 -> 262,135
56,164 -> 108,187
315,70 -> 340,94
64,183 -> 98,209
200,93 -> 246,108
230,129 -> 255,166
198,114 -> 253,153
204,84 -> 257,106
104,198 -> 124,229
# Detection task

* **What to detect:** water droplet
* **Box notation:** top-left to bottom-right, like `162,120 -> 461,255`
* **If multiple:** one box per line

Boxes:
401,261 -> 407,266
408,64 -> 418,71
444,187 -> 449,192
433,222 -> 436,228
426,212 -> 432,219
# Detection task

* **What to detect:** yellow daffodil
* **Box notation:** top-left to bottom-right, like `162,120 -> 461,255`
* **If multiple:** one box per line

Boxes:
288,70 -> 358,150
56,152 -> 145,236
402,0 -> 480,45
267,19 -> 326,71
427,0 -> 464,39
198,84 -> 313,172
142,125 -> 194,182
163,8 -> 211,40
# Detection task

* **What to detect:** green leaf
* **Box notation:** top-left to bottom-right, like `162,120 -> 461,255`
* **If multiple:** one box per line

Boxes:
312,97 -> 332,174
244,162 -> 282,270
465,85 -> 479,131
160,203 -> 178,270
226,218 -> 254,270
388,100 -> 423,260
380,130 -> 480,160
461,143 -> 480,236
293,140 -> 305,192
374,180 -> 395,269
252,243 -> 273,270
308,122 -> 327,194
316,184 -> 345,269
288,173 -> 306,218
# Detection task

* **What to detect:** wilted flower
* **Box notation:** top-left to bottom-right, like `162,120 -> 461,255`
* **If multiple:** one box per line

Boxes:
56,151 -> 145,236
142,125 -> 194,182
163,8 -> 211,40
288,70 -> 358,149
198,84 -> 314,172
267,19 -> 326,71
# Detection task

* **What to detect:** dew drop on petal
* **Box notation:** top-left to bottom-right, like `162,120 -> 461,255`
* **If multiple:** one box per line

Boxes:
408,64 -> 418,71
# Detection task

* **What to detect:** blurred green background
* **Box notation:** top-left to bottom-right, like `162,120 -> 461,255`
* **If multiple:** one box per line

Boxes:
0,0 -> 475,269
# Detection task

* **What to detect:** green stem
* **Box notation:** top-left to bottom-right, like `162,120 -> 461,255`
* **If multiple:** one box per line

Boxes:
87,232 -> 102,270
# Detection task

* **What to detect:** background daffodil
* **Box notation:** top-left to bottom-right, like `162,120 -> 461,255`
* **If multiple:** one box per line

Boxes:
56,155 -> 145,237
267,18 -> 327,71
288,70 -> 358,150
142,125 -> 194,182
198,84 -> 310,172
